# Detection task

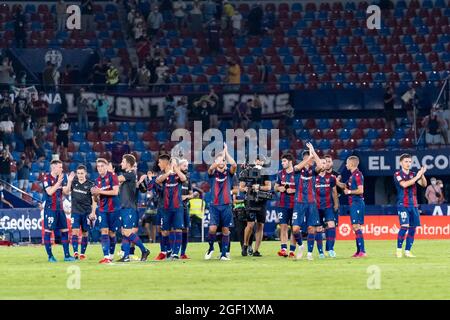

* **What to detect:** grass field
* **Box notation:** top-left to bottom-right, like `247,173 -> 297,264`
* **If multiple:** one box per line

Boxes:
0,240 -> 449,300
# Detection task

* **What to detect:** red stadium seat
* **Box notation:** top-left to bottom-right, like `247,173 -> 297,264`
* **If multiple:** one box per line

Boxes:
331,139 -> 344,150
100,132 -> 112,142
331,119 -> 344,130
92,142 -> 105,153
304,119 -> 316,129
312,129 -> 324,140
379,128 -> 393,139
358,118 -> 371,130
324,129 -> 338,140
373,139 -> 386,150
87,132 -> 98,142
351,128 -> 365,140
344,139 -> 357,150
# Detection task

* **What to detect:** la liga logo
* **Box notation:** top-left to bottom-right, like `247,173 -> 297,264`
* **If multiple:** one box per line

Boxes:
339,224 -> 352,237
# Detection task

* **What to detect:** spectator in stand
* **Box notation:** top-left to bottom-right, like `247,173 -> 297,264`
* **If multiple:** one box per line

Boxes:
136,36 -> 151,64
226,59 -> 241,91
60,64 -> 72,91
22,116 -> 35,160
134,21 -> 146,42
256,56 -> 269,83
164,94 -> 176,129
231,7 -> 243,36
92,59 -> 108,90
425,177 -> 443,205
147,5 -> 163,38
189,0 -> 203,34
0,57 -> 15,90
137,64 -> 151,90
93,92 -> 110,128
262,6 -> 275,35
435,104 -> 449,145
283,103 -> 295,138
250,94 -> 262,131
437,180 -> 446,204
42,62 -> 56,92
207,19 -> 221,55
0,93 -> 15,121
14,5 -> 27,48
54,113 -> 70,161
127,63 -> 138,88
32,92 -> 48,128
214,0 -> 223,20
384,86 -> 396,131
14,89 -> 31,135
0,184 -> 13,208
34,125 -> 47,161
248,3 -> 263,36
401,87 -> 418,126
17,154 -> 30,192
222,1 -> 234,31
76,88 -> 89,131
233,100 -> 250,130
0,115 -> 15,149
421,107 -> 446,149
160,0 -> 174,22
81,0 -> 95,31
173,0 -> 187,29
175,96 -> 188,129
154,60 -> 170,92
0,147 -> 12,183
111,140 -> 131,172
198,100 -> 211,130
127,8 -> 137,36
207,88 -> 219,128
56,0 -> 67,32
106,62 -> 119,91
203,0 -> 217,22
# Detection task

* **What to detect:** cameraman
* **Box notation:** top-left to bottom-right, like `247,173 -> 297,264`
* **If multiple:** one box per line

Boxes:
232,175 -> 253,250
239,156 -> 271,257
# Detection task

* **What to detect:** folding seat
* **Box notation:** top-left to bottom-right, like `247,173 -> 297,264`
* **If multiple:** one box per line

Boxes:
331,139 -> 344,150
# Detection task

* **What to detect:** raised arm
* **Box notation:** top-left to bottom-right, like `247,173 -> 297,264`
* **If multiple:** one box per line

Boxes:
294,153 -> 314,171
223,143 -> 237,175
62,172 -> 75,195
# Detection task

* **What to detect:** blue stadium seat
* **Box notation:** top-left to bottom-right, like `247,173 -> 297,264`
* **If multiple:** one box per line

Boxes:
359,139 -> 372,150
299,129 -> 311,140
127,131 -> 139,142
86,152 -> 97,162
317,119 -> 330,130
71,132 -> 84,142
339,129 -> 351,140
133,141 -> 146,152
366,129 -> 379,140
292,119 -> 302,130
79,142 -> 91,153
119,122 -> 130,132
72,153 -> 84,163
113,132 -> 125,141
261,120 -> 273,130
31,162 -> 40,173
339,149 -> 352,160
177,65 -> 189,75
137,162 -> 148,173
242,56 -> 254,65
140,151 -> 153,162
135,122 -> 146,133
292,3 -> 303,12
387,138 -> 400,149
394,128 -> 406,140
345,119 -> 357,130
155,131 -> 168,142
318,139 -> 331,150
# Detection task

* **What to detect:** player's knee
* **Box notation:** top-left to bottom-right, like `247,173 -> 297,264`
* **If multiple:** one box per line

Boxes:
316,226 -> 323,232
328,221 -> 335,228
292,226 -> 300,234
352,224 -> 360,231
307,226 -> 315,234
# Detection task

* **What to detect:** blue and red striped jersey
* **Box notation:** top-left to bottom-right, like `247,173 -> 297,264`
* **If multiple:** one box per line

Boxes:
96,171 -> 120,213
161,173 -> 183,210
209,167 -> 234,206
294,165 -> 317,204
276,169 -> 296,208
315,173 -> 336,209
394,170 -> 418,208
347,169 -> 364,205
42,173 -> 67,211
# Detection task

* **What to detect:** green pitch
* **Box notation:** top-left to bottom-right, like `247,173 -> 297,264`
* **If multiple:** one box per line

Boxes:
1,240 -> 449,300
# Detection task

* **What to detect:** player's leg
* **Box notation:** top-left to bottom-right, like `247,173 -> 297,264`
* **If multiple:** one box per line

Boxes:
315,226 -> 325,258
325,218 -> 337,257
396,206 -> 410,257
124,209 -> 150,261
180,209 -> 190,259
170,208 -> 185,259
129,210 -> 140,258
155,209 -> 169,259
98,211 -> 111,263
219,205 -> 233,260
305,204 -> 319,260
71,214 -> 81,258
78,215 -> 90,259
351,203 -> 366,257
43,209 -> 56,261
243,216 -> 255,256
277,208 -> 289,257
57,210 -> 74,261
205,206 -> 219,259
405,208 -> 420,257
292,204 -> 305,259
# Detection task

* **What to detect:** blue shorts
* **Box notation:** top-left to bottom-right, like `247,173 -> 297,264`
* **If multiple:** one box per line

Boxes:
98,211 -> 120,232
120,208 -> 138,229
71,212 -> 90,232
398,206 -> 421,227
350,201 -> 365,225
183,206 -> 191,229
160,208 -> 184,231
293,203 -> 321,227
334,209 -> 339,226
44,209 -> 68,231
277,207 -> 294,225
209,204 -> 234,228
318,208 -> 335,223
